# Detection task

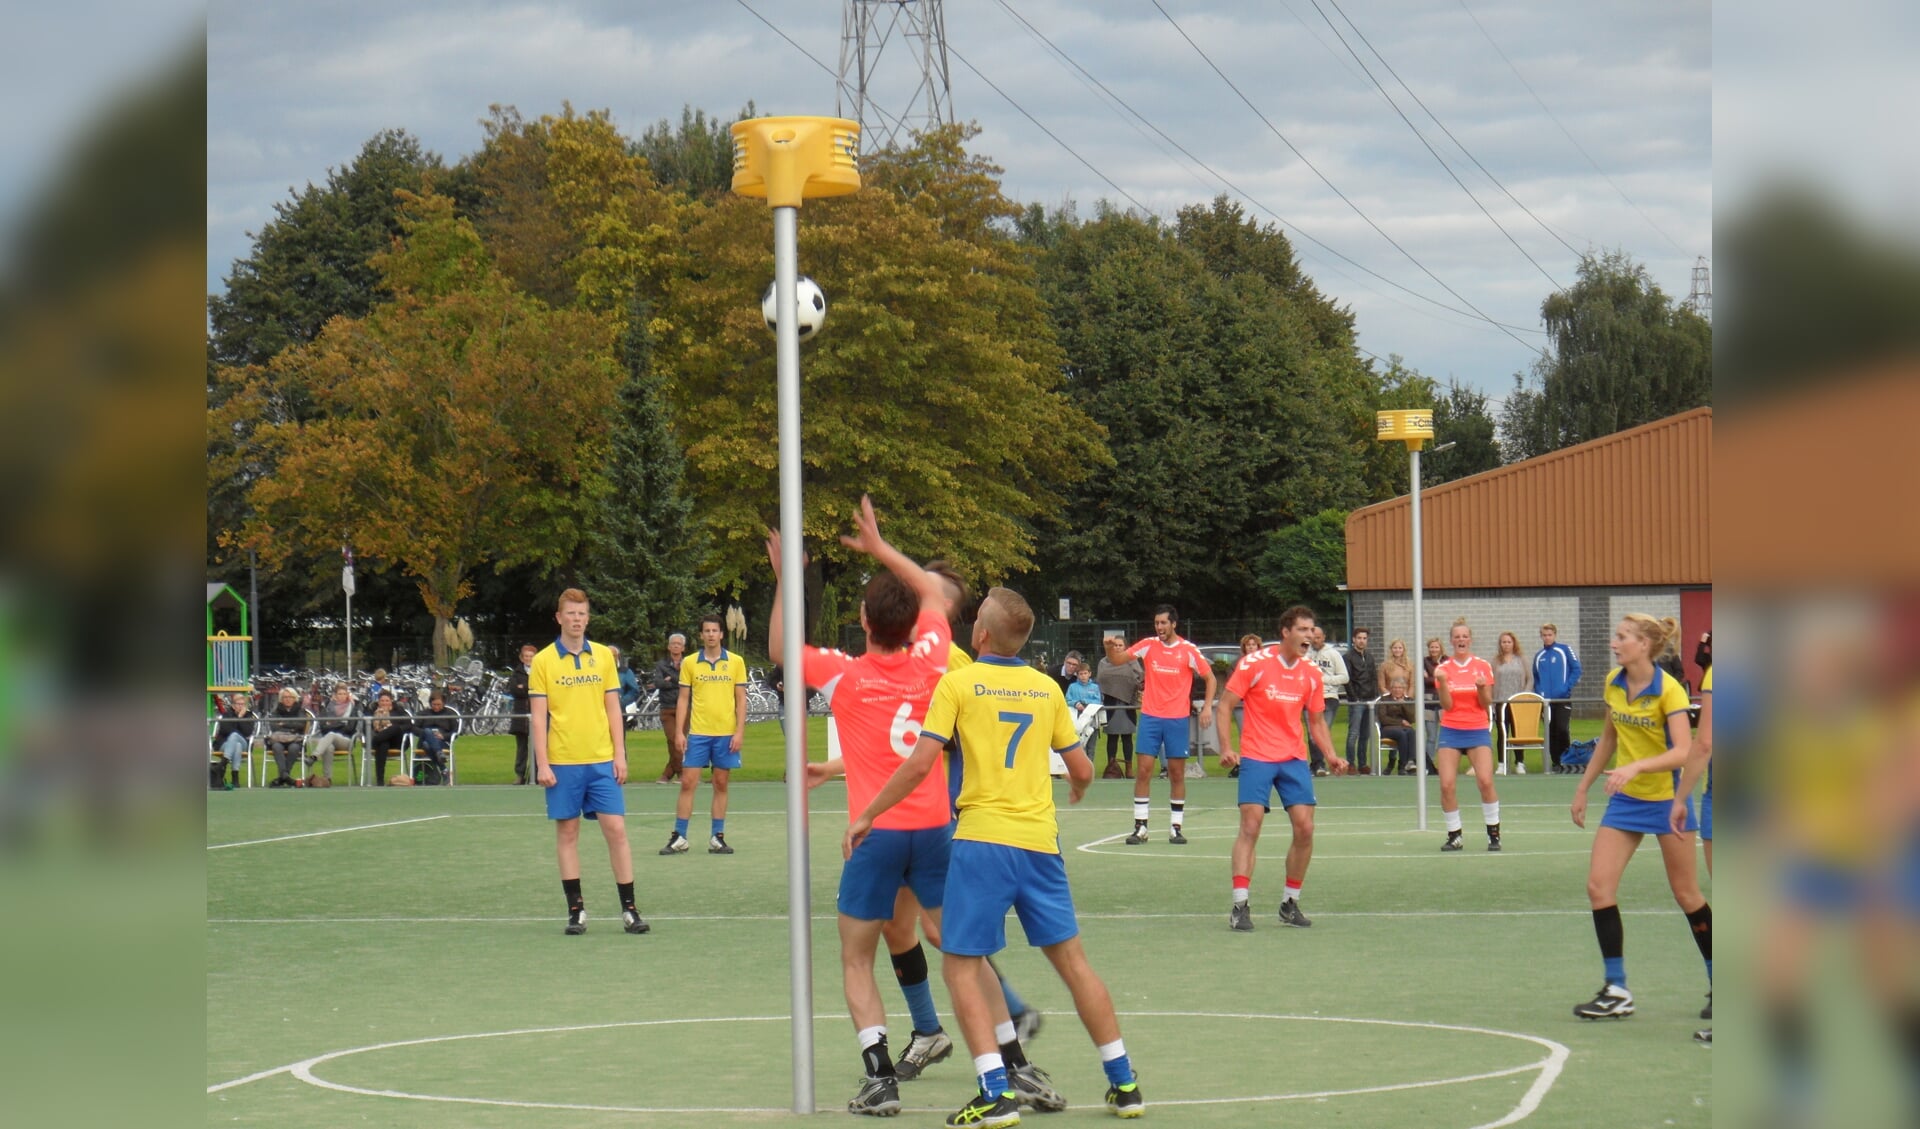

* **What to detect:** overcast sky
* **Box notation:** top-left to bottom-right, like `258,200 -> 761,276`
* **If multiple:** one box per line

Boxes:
206,0 -> 1711,394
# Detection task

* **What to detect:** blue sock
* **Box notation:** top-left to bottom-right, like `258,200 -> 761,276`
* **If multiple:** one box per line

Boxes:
1604,957 -> 1627,987
997,973 -> 1029,1018
901,978 -> 939,1034
712,818 -> 725,837
1705,958 -> 1713,982
674,817 -> 689,837
981,1066 -> 1009,1096
1102,1053 -> 1134,1087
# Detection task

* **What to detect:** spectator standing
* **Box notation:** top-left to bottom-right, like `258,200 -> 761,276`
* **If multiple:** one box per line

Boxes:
1656,647 -> 1690,693
212,693 -> 254,790
1052,651 -> 1084,695
1377,638 -> 1414,696
309,685 -> 358,785
265,687 -> 306,788
1066,665 -> 1103,717
365,668 -> 390,710
1693,631 -> 1712,673
415,690 -> 458,783
612,646 -> 643,711
1094,636 -> 1142,779
1492,631 -> 1533,774
1344,628 -> 1377,774
510,643 -> 537,784
1534,623 -> 1584,773
367,690 -> 411,785
649,633 -> 687,783
1305,626 -> 1348,776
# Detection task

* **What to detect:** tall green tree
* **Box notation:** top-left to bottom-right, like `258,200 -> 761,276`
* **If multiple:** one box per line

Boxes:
217,193 -> 621,664
1500,250 -> 1712,459
1024,199 -> 1376,618
635,104 -> 753,199
1255,509 -> 1349,616
580,298 -> 706,649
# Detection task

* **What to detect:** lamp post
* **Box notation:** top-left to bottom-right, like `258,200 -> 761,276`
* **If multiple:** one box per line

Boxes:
1376,410 -> 1435,830
730,114 -> 860,1115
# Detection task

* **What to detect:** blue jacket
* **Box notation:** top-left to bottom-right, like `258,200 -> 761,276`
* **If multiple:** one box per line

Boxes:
1532,641 -> 1582,701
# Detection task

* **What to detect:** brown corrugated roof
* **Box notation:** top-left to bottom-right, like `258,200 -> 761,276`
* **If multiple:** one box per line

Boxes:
1345,407 -> 1711,590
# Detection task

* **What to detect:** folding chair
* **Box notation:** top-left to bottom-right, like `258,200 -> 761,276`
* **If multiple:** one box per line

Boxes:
208,716 -> 260,788
1500,693 -> 1548,775
412,714 -> 462,785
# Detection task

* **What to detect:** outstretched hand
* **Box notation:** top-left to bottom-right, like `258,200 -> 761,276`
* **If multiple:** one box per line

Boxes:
839,494 -> 888,557
765,528 -> 808,579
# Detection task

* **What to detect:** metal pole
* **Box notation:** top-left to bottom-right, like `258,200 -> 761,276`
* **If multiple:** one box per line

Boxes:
248,549 -> 260,682
345,591 -> 353,681
1410,446 -> 1428,831
773,203 -> 816,1114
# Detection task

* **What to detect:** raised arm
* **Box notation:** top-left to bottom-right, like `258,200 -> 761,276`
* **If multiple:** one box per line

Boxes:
839,494 -> 943,616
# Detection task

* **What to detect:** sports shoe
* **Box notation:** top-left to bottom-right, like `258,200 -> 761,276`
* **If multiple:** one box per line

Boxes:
622,909 -> 650,934
1010,1063 -> 1066,1111
945,1088 -> 1020,1128
1515,762 -> 1527,774
1123,824 -> 1148,845
1012,1008 -> 1044,1045
1277,899 -> 1312,928
708,833 -> 734,855
1228,902 -> 1254,932
1495,762 -> 1508,775
1693,1027 -> 1712,1045
1573,983 -> 1635,1019
893,1028 -> 953,1080
1487,825 -> 1503,852
1167,828 -> 1188,845
1105,1078 -> 1145,1119
848,1074 -> 902,1117
1313,766 -> 1329,777
1700,991 -> 1712,1020
1441,830 -> 1464,851
564,909 -> 586,936
659,833 -> 689,855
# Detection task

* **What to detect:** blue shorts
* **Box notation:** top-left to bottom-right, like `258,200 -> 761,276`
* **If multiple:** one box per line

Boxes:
545,761 -> 625,822
1781,858 -> 1871,915
1237,758 -> 1315,811
1600,792 -> 1694,835
685,734 -> 740,770
1698,790 -> 1712,842
1137,713 -> 1190,760
1437,726 -> 1492,750
838,825 -> 952,920
941,840 -> 1079,955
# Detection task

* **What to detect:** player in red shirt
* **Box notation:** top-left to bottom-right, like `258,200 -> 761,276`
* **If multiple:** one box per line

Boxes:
1432,617 -> 1502,851
1215,605 -> 1346,930
1122,605 -> 1217,845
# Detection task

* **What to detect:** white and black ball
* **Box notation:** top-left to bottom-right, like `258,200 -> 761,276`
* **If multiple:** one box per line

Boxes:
760,275 -> 828,339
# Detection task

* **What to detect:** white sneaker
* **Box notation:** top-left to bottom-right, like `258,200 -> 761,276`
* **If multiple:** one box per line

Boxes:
1573,983 -> 1635,1019
1515,762 -> 1527,774
1495,763 -> 1508,775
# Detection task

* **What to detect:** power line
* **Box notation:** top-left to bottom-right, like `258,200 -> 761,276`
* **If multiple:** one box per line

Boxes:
989,0 -> 1546,339
1150,0 -> 1544,356
1320,0 -> 1584,261
1455,0 -> 1689,258
729,0 -> 912,143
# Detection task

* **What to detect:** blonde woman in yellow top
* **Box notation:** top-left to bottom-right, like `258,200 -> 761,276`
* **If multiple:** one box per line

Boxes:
1569,614 -> 1709,1020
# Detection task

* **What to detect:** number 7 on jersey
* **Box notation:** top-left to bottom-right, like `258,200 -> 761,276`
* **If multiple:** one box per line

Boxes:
997,710 -> 1033,769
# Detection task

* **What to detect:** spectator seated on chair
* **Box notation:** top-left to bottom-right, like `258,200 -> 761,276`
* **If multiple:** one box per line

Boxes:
1376,677 -> 1419,775
211,693 -> 255,790
367,691 -> 412,786
264,688 -> 306,787
308,685 -> 358,785
414,691 -> 459,780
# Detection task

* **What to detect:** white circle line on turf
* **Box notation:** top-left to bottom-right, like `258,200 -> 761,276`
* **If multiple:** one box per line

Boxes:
211,1011 -> 1567,1125
207,815 -> 449,850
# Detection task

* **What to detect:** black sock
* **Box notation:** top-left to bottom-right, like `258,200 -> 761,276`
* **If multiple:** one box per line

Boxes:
861,1037 -> 894,1078
1684,902 -> 1712,962
618,881 -> 636,912
1592,904 -> 1624,960
562,878 -> 583,915
999,1038 -> 1029,1068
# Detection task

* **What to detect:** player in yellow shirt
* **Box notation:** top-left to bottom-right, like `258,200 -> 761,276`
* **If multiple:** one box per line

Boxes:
848,587 -> 1142,1126
529,588 -> 648,937
664,614 -> 748,855
1569,614 -> 1708,1020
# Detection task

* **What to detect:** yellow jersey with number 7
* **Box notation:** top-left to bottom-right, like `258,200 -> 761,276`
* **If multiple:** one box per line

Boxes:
920,655 -> 1081,854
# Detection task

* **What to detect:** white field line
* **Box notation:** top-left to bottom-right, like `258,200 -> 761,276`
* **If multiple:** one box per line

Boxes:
208,815 -> 449,850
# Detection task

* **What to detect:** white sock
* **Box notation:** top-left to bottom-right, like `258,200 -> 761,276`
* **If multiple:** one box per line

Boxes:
1132,798 -> 1149,824
974,1052 -> 1004,1077
1483,801 -> 1501,826
1097,1039 -> 1127,1063
1232,887 -> 1249,905
1283,884 -> 1301,903
1444,809 -> 1463,833
858,1025 -> 886,1050
994,1020 -> 1017,1045
1170,800 -> 1185,829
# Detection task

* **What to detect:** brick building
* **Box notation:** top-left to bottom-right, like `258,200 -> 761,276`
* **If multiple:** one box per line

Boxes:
1344,408 -> 1711,703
